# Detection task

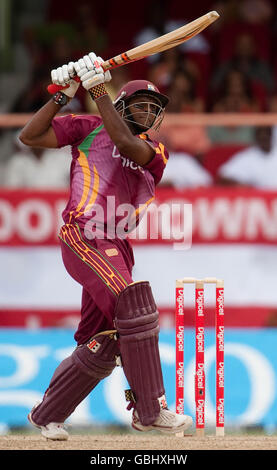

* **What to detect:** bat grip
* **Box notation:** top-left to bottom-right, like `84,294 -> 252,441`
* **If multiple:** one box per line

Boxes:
47,76 -> 80,95
47,60 -> 112,94
101,60 -> 113,72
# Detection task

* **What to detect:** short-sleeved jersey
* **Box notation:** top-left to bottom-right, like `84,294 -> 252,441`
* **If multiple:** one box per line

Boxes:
219,145 -> 277,189
52,114 -> 169,237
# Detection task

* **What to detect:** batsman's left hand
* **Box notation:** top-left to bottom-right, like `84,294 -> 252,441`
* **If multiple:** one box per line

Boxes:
74,52 -> 111,91
50,62 -> 80,98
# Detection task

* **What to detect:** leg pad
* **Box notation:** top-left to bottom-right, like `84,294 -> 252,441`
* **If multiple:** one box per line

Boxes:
115,281 -> 165,426
31,331 -> 120,425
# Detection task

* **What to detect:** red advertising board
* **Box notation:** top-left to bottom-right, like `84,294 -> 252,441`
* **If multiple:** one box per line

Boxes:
0,187 -> 277,246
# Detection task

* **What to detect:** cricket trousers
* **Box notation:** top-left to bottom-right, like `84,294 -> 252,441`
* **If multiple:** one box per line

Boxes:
59,223 -> 135,344
30,223 -> 135,426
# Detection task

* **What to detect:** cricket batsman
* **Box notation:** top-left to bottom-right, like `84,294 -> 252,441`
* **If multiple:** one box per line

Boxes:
20,52 -> 193,440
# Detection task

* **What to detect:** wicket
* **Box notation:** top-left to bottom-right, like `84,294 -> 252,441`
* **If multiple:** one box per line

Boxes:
175,277 -> 225,437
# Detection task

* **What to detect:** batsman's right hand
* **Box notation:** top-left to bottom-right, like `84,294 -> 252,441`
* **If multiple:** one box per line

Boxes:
74,52 -> 111,91
50,62 -> 80,98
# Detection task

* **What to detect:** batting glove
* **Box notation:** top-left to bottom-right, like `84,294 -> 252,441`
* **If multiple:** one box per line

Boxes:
74,52 -> 111,91
51,62 -> 80,98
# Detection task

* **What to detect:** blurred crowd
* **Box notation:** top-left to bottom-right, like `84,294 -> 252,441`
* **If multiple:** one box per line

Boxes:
2,0 -> 277,190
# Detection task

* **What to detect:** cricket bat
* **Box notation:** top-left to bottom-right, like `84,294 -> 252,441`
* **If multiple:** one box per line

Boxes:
48,11 -> 219,94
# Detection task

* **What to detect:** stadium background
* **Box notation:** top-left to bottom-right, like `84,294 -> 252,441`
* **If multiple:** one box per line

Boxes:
1,0 -> 277,436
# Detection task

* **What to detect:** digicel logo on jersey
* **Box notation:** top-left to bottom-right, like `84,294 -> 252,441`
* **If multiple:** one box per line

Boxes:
112,146 -> 145,173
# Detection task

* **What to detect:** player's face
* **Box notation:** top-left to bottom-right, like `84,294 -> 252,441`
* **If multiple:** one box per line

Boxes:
128,95 -> 161,129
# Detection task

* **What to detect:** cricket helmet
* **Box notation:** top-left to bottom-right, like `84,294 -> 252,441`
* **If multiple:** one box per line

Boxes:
113,80 -> 169,132
114,80 -> 169,108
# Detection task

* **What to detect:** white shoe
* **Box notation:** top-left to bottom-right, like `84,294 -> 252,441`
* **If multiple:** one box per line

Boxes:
132,408 -> 193,434
28,406 -> 69,441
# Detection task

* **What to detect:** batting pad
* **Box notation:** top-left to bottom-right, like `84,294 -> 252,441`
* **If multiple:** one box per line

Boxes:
31,331 -> 120,426
114,281 -> 166,426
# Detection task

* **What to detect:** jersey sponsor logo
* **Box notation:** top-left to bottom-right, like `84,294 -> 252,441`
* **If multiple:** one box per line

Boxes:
112,146 -> 145,173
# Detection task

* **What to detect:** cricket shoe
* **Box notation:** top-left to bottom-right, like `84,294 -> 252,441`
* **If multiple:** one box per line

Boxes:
132,408 -> 193,434
28,404 -> 69,441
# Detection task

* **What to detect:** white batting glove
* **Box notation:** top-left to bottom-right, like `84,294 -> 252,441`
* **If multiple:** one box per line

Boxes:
74,52 -> 111,91
51,62 -> 80,98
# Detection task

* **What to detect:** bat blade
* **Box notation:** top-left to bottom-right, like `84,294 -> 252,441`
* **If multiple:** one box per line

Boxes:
47,11 -> 219,94
102,11 -> 219,71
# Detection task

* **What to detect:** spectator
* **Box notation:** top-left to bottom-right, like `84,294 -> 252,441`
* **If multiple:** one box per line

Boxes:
26,22 -> 78,75
165,19 -> 211,55
208,69 -> 257,145
166,67 -> 205,113
217,126 -> 277,188
160,151 -> 213,189
4,132 -> 70,189
211,32 -> 274,97
211,0 -> 273,26
74,4 -> 107,57
239,0 -> 273,25
147,49 -> 184,95
11,25 -> 84,113
146,48 -> 206,100
134,3 -> 209,93
47,31 -> 77,70
212,69 -> 261,113
12,26 -> 41,102
10,67 -> 51,113
134,10 -> 211,61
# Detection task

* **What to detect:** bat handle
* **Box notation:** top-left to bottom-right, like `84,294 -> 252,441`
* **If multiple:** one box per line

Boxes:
47,76 -> 80,95
47,61 -> 112,94
101,60 -> 113,72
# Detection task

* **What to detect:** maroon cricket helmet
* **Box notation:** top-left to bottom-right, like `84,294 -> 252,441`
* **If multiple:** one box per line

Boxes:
114,80 -> 169,108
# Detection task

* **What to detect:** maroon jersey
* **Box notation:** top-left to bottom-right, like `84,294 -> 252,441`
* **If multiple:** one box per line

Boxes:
52,114 -> 169,238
